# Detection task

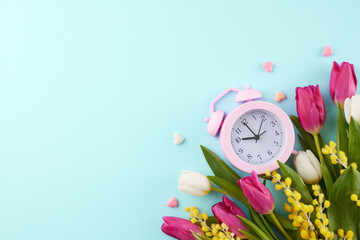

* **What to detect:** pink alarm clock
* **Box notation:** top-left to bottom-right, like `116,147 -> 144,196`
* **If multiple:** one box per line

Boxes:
205,86 -> 295,174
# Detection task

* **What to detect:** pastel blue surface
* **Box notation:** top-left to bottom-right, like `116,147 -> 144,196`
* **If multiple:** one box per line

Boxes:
0,1 -> 359,239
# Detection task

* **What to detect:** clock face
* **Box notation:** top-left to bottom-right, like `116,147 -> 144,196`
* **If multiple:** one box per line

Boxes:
230,109 -> 285,166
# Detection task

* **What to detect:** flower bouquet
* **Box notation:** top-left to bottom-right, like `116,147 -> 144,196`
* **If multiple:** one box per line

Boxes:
161,62 -> 360,240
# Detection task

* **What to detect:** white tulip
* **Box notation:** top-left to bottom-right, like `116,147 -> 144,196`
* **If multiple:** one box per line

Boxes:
344,94 -> 360,124
293,150 -> 322,184
177,170 -> 211,196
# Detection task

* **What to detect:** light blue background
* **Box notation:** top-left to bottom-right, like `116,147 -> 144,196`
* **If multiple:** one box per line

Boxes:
0,1 -> 359,239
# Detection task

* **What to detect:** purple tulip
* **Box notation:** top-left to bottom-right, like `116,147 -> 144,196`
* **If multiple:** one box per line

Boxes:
238,171 -> 274,215
161,217 -> 204,240
211,195 -> 248,237
330,61 -> 357,108
295,85 -> 326,135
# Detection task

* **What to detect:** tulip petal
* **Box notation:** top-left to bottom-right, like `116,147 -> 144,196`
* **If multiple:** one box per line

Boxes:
330,62 -> 358,106
250,171 -> 265,193
313,85 -> 326,127
239,174 -> 274,215
178,170 -> 211,195
344,97 -> 352,124
305,150 -> 322,179
296,85 -> 326,134
222,195 -> 247,217
296,87 -> 320,134
162,217 -> 203,240
294,151 -> 322,184
329,61 -> 340,101
177,185 -> 208,196
350,95 -> 360,124
212,196 -> 248,237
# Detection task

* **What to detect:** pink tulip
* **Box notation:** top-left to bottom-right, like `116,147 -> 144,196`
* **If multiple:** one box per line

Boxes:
295,85 -> 326,135
330,61 -> 357,108
161,217 -> 204,240
238,171 -> 274,215
211,195 -> 248,237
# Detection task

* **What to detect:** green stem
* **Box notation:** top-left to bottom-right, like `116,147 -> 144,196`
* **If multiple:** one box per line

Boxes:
313,133 -> 324,162
337,127 -> 340,153
211,187 -> 230,196
268,212 -> 293,240
337,103 -> 343,153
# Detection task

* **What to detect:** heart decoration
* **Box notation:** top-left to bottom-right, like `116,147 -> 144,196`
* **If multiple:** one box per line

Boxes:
166,197 -> 178,207
275,91 -> 286,103
263,61 -> 273,72
173,133 -> 184,145
323,46 -> 333,57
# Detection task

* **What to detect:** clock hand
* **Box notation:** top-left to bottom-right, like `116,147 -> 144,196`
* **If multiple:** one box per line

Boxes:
242,131 -> 266,141
242,136 -> 257,140
256,118 -> 265,143
242,123 -> 257,136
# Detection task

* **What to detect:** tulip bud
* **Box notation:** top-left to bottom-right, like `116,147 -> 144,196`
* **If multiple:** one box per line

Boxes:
238,171 -> 274,215
161,217 -> 204,240
295,85 -> 326,135
178,170 -> 211,196
293,150 -> 322,184
330,61 -> 358,108
344,94 -> 360,124
211,196 -> 248,237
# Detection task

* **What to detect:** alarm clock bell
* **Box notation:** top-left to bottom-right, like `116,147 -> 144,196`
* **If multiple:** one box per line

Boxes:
205,86 -> 262,137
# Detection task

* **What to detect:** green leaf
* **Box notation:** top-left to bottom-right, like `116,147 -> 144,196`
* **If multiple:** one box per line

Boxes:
238,215 -> 273,240
328,166 -> 360,240
191,231 -> 212,240
195,216 -> 218,228
259,214 -> 278,240
238,230 -> 262,240
201,145 -> 240,186
258,175 -> 272,181
248,207 -> 277,239
207,176 -> 249,207
297,133 -> 310,150
278,161 -> 313,204
290,115 -> 317,156
320,159 -> 333,193
205,216 -> 218,226
349,117 -> 360,166
264,213 -> 297,231
337,104 -> 349,157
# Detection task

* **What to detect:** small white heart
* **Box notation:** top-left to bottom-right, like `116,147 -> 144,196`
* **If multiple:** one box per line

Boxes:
173,133 -> 184,145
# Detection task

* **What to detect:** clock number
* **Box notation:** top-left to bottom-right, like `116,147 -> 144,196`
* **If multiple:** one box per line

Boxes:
267,150 -> 272,155
274,141 -> 279,146
241,119 -> 248,124
270,121 -> 275,127
275,130 -> 280,136
257,154 -> 262,160
247,154 -> 252,159
235,137 -> 241,144
235,128 -> 242,134
261,115 -> 267,121
238,148 -> 243,154
252,114 -> 257,120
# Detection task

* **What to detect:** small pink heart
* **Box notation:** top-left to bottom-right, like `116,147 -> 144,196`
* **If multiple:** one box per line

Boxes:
263,61 -> 273,72
275,91 -> 286,103
166,197 -> 178,208
323,46 -> 333,57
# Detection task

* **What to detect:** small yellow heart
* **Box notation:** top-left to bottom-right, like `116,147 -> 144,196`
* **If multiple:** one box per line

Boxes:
275,91 -> 286,103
